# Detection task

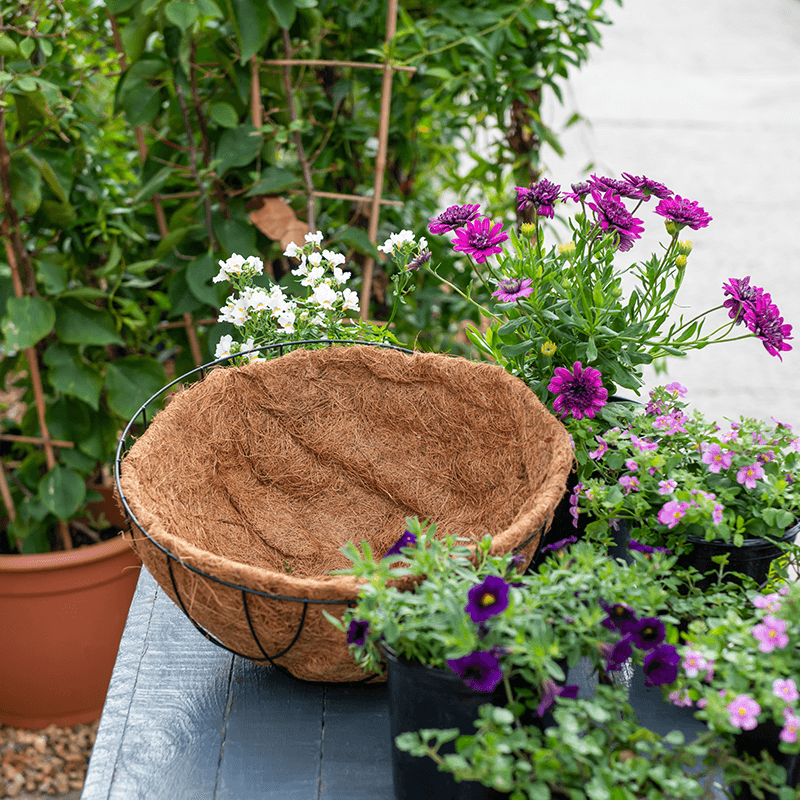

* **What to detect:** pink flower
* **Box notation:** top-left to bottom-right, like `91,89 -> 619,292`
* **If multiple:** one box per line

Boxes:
753,592 -> 782,612
701,443 -> 734,473
752,615 -> 789,652
681,650 -> 709,679
619,475 -> 640,494
781,710 -> 800,743
773,678 -> 800,703
589,440 -> 608,459
668,690 -> 693,708
736,462 -> 765,489
625,459 -> 638,471
658,479 -> 677,495
657,500 -> 691,529
711,503 -> 724,525
727,695 -> 761,730
665,382 -> 687,397
630,434 -> 658,452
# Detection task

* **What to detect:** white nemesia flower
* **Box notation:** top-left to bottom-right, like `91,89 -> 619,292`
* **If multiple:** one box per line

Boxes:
243,256 -> 264,276
310,282 -> 338,309
245,289 -> 271,313
307,251 -> 322,267
213,253 -> 246,283
305,231 -> 324,246
418,236 -> 428,251
341,288 -> 360,312
218,296 -> 249,327
240,337 -> 261,363
378,229 -> 415,254
301,265 -> 326,287
322,249 -> 346,267
331,267 -> 351,285
276,309 -> 296,332
214,334 -> 235,359
292,256 -> 309,277
283,241 -> 300,258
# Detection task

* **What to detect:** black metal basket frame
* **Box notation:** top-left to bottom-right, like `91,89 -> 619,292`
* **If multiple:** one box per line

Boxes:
114,339 -> 545,682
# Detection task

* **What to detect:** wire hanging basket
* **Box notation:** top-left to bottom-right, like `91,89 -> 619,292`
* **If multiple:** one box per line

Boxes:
115,340 -> 573,683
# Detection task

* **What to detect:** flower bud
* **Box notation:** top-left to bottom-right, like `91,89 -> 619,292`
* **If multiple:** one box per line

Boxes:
541,341 -> 557,357
678,239 -> 693,255
520,222 -> 537,237
675,254 -> 687,269
664,220 -> 677,236
557,241 -> 576,259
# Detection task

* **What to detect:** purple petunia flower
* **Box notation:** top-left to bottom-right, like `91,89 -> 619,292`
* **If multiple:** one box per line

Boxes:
346,618 -> 370,646
603,635 -> 633,671
492,277 -> 534,302
541,536 -> 578,554
451,217 -> 509,263
428,204 -> 481,235
736,463 -> 765,489
447,650 -> 504,693
630,617 -> 666,651
752,615 -> 789,652
384,529 -> 417,559
654,195 -> 712,230
536,678 -> 580,716
743,293 -> 793,360
548,361 -> 608,420
642,643 -> 680,687
722,276 -> 766,325
514,178 -> 561,218
465,575 -> 511,623
727,694 -> 761,731
620,173 -> 674,200
601,602 -> 640,635
586,188 -> 645,251
628,539 -> 673,556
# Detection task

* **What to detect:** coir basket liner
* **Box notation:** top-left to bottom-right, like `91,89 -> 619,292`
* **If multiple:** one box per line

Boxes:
118,344 -> 573,682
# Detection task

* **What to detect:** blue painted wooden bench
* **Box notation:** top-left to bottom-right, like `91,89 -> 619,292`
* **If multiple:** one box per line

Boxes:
82,568 -> 726,800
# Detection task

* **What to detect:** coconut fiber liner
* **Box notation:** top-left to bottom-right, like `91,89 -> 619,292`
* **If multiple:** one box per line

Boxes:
119,345 -> 573,682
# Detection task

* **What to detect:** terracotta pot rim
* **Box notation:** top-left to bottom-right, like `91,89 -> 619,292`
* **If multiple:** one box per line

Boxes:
0,534 -> 131,574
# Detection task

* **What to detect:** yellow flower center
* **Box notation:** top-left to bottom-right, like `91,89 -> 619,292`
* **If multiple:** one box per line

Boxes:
480,592 -> 496,607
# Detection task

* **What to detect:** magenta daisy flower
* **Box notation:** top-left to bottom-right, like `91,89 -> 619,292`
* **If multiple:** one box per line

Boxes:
514,178 -> 561,218
562,182 -> 591,203
654,195 -> 712,230
722,276 -> 766,324
588,174 -> 644,200
744,293 -> 793,359
547,361 -> 608,420
620,173 -> 674,200
492,277 -> 534,302
428,204 -> 481,235
586,189 -> 645,251
451,217 -> 509,263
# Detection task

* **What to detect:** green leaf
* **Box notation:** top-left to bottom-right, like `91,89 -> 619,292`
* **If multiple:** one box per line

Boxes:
165,0 -> 199,30
9,153 -> 42,215
105,0 -> 140,12
105,357 -> 168,421
186,253 -> 228,307
267,0 -> 296,29
245,166 -> 300,196
334,226 -> 381,260
500,341 -> 533,358
231,0 -> 278,62
209,102 -> 240,128
131,166 -> 174,205
196,0 -> 224,16
215,124 -> 263,174
39,465 -> 86,521
3,296 -> 55,350
120,82 -> 161,126
54,298 -> 124,346
43,344 -> 103,410
213,216 -> 257,257
36,258 -> 68,294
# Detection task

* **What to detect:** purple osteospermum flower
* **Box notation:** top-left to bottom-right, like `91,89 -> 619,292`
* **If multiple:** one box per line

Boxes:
773,678 -> 800,702
536,678 -> 580,716
514,178 -> 561,217
346,619 -> 370,646
447,650 -> 503,693
752,615 -> 789,652
548,361 -> 608,420
562,182 -> 591,203
466,575 -> 511,623
428,204 -> 481,235
722,276 -> 766,325
586,188 -> 645,251
492,277 -> 534,302
743,293 -> 793,360
630,617 -> 666,651
620,172 -> 674,200
603,635 -> 633,671
727,695 -> 761,731
654,195 -> 712,230
588,174 -> 644,200
384,529 -> 417,559
451,217 -> 509,263
406,249 -> 431,271
541,536 -> 578,554
736,462 -> 765,489
643,643 -> 680,687
601,602 -> 640,635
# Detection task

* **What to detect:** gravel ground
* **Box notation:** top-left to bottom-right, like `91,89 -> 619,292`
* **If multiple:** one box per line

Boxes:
1,721 -> 97,799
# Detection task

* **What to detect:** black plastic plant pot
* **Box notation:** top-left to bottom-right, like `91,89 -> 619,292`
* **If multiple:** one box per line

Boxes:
732,719 -> 800,800
677,521 -> 800,590
385,646 -> 511,800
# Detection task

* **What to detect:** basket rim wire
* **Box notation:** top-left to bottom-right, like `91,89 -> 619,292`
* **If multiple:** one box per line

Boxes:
114,340 -> 550,681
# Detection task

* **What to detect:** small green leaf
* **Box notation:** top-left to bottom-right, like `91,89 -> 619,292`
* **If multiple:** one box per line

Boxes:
232,0 -> 278,61
54,298 -> 124,346
105,356 -> 168,421
165,0 -> 199,30
186,253 -> 228,308
245,166 -> 300,196
3,296 -> 55,350
39,465 -> 86,521
333,226 -> 380,260
214,217 -> 257,257
215,125 -> 263,174
43,344 -> 103,410
267,0 -> 296,29
209,102 -> 240,128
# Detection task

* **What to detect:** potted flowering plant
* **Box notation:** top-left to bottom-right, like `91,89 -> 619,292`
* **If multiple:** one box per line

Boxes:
379,174 -> 793,474
327,518 -> 694,799
664,581 -> 800,799
574,384 -> 800,586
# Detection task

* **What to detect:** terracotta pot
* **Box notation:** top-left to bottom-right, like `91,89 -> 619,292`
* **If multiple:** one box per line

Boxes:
0,487 -> 140,728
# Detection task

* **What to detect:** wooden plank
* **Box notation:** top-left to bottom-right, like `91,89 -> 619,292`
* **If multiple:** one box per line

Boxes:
215,657 -> 325,800
82,568 -> 159,799
319,683 -> 393,800
103,570 -> 235,800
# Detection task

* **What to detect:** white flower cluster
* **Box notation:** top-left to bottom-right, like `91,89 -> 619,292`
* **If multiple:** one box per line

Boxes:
218,283 -> 298,332
214,334 -> 261,362
212,254 -> 264,284
377,229 -> 425,255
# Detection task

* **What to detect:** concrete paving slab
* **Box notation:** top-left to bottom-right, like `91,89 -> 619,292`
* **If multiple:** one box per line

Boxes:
541,0 -> 800,427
